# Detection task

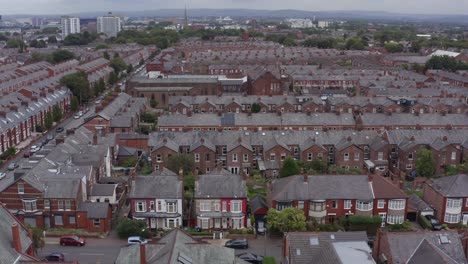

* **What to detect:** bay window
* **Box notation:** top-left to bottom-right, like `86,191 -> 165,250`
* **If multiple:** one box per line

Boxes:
231,200 -> 242,213
356,201 -> 373,211
444,213 -> 461,223
446,198 -> 462,209
387,214 -> 404,224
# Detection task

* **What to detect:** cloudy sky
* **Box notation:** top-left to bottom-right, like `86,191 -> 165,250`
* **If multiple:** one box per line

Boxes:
0,0 -> 467,15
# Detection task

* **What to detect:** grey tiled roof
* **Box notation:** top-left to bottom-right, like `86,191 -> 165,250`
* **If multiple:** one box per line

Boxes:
408,194 -> 433,212
130,170 -> 182,199
425,174 -> 468,197
195,169 -> 247,198
361,113 -> 468,127
78,202 -> 110,219
270,175 -> 374,201
250,195 -> 269,214
90,184 -> 117,196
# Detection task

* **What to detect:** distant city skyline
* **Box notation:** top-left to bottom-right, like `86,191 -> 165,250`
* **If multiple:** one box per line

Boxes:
0,0 -> 467,15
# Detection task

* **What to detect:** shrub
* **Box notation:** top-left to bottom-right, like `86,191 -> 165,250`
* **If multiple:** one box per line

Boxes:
116,218 -> 150,239
386,221 -> 412,232
262,256 -> 276,264
418,214 -> 432,230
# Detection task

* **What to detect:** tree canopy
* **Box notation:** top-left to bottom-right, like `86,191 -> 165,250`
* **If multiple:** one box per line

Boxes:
116,218 -> 151,239
60,71 -> 91,102
63,31 -> 97,46
166,154 -> 195,174
265,208 -> 306,233
415,148 -> 436,178
51,50 -> 75,63
280,156 -> 301,178
425,55 -> 468,72
384,42 -> 404,53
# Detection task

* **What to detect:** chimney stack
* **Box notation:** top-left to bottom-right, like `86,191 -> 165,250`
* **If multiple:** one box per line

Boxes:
93,133 -> 98,145
139,244 -> 146,264
194,168 -> 199,181
12,222 -> 21,253
178,169 -> 183,181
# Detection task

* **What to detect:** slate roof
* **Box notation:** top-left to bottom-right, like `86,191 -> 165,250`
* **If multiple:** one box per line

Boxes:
43,178 -> 81,199
425,174 -> 468,197
386,130 -> 468,151
361,113 -> 468,127
408,194 -> 433,213
78,202 -> 110,219
115,228 -> 249,264
90,184 -> 117,196
270,175 -> 374,201
384,231 -> 467,264
250,195 -> 269,214
110,115 -> 133,128
371,175 -> 408,199
129,169 -> 182,199
117,146 -> 139,157
284,231 -> 370,264
195,170 -> 247,199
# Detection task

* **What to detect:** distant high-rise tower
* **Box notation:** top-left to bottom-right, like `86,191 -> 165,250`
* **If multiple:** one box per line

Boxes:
97,12 -> 121,38
183,4 -> 188,28
61,16 -> 80,39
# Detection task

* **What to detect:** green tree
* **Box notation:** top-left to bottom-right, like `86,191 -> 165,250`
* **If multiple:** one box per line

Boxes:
425,55 -> 468,72
283,37 -> 296,47
415,148 -> 436,178
108,71 -> 118,85
140,112 -> 156,123
116,218 -> 150,239
52,105 -> 63,122
251,103 -> 261,113
6,39 -> 23,48
150,98 -> 158,108
44,111 -> 53,130
167,154 -> 195,174
305,158 -> 328,174
51,50 -> 75,63
60,71 -> 91,102
30,227 -> 45,254
346,37 -> 367,50
35,124 -> 44,133
103,51 -> 110,60
122,157 -> 138,168
265,208 -> 306,234
276,24 -> 290,30
110,56 -> 127,75
95,43 -> 110,50
70,96 -> 79,112
127,64 -> 134,74
384,42 -> 404,53
280,156 -> 301,178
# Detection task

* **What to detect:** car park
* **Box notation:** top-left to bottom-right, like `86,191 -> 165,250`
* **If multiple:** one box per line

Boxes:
425,215 -> 442,231
7,163 -> 19,171
0,172 -> 6,180
127,236 -> 148,245
44,253 -> 65,262
236,252 -> 263,264
60,235 -> 85,246
225,238 -> 248,249
55,127 -> 64,133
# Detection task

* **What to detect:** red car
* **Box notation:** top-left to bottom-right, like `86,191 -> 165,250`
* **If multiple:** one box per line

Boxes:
59,235 -> 85,246
23,151 -> 32,158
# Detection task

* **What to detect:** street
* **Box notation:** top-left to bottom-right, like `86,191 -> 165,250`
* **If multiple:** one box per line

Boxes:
41,237 -> 126,264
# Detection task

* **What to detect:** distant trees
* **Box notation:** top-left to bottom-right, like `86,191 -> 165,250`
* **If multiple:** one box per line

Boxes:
345,37 -> 367,50
70,96 -> 79,112
29,39 -> 47,48
63,31 -> 97,46
48,36 -> 58,43
302,38 -> 337,49
166,154 -> 195,174
51,50 -> 75,63
52,105 -> 63,122
44,111 -> 53,130
384,42 -> 404,53
425,55 -> 468,72
109,57 -> 127,75
116,218 -> 150,239
251,103 -> 261,113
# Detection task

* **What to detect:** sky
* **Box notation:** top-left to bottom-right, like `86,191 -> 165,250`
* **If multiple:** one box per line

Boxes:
1,0 -> 467,15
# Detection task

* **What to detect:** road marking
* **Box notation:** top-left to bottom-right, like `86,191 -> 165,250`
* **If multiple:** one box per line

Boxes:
79,253 -> 105,256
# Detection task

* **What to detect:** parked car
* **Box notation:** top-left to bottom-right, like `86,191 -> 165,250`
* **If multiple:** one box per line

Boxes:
236,252 -> 263,264
95,99 -> 102,104
225,238 -> 248,249
55,127 -> 64,133
23,151 -> 32,158
30,145 -> 40,153
425,215 -> 442,231
7,163 -> 19,171
257,221 -> 266,235
127,236 -> 148,245
60,235 -> 85,246
44,253 -> 65,262
0,172 -> 6,180
78,110 -> 83,116
46,134 -> 54,141
74,114 -> 80,119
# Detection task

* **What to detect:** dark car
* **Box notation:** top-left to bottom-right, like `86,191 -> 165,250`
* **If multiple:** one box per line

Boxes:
236,252 -> 263,264
55,127 -> 64,133
225,238 -> 248,249
425,215 -> 442,230
23,151 -> 32,158
60,235 -> 85,246
44,253 -> 65,262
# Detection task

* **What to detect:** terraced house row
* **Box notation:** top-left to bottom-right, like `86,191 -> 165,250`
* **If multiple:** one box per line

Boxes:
148,129 -> 468,178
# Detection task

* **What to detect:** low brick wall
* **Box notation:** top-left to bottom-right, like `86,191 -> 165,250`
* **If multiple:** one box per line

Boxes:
226,234 -> 256,239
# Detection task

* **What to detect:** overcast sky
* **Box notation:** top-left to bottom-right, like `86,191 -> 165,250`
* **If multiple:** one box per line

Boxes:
1,0 -> 467,15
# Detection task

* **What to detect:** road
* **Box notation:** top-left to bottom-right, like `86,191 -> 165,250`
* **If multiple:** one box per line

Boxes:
41,237 -> 126,264
235,235 -> 283,262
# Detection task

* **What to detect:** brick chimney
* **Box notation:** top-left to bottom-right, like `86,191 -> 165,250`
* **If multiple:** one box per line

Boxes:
12,222 -> 21,252
442,135 -> 448,141
178,169 -> 183,182
139,244 -> 146,264
93,133 -> 98,145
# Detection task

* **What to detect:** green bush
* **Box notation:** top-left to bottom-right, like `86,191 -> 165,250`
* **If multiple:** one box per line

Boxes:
386,221 -> 412,232
418,214 -> 432,230
116,218 -> 150,239
348,215 -> 382,225
262,256 -> 276,264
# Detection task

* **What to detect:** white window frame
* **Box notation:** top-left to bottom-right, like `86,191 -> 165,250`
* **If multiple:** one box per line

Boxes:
157,201 -> 162,211
156,154 -> 162,162
23,200 -> 38,212
135,201 -> 146,212
93,218 -> 100,227
354,152 -> 360,161
232,153 -> 238,162
356,201 -> 373,211
214,201 -> 220,211
388,199 -> 405,210
298,201 -> 304,209
231,200 -> 242,213
444,213 -> 461,223
222,201 -> 227,212
150,201 -> 155,212
243,154 -> 248,162
446,198 -> 462,209
167,202 -> 176,213
201,218 -> 209,229
377,199 -> 385,209
200,201 -> 211,212
451,151 -> 456,160
344,200 -> 352,209
344,153 -> 349,161
65,200 -> 71,211
270,153 -> 275,161
195,154 -> 200,163
58,200 -> 64,210
18,183 -> 24,194
378,152 -> 384,161
307,153 -> 313,161
387,214 -> 404,224
44,199 -> 50,209
281,153 -> 286,161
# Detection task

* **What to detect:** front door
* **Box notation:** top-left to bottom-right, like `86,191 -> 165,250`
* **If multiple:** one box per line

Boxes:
379,213 -> 387,227
222,218 -> 227,229
150,218 -> 157,229
215,218 -> 221,229
463,213 -> 468,225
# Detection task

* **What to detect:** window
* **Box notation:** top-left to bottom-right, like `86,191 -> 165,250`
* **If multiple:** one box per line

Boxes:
344,153 -> 349,161
222,201 -> 227,212
408,153 -> 413,160
222,146 -> 227,155
406,164 -> 412,170
168,219 -> 175,228
270,153 -> 275,161
150,201 -> 155,212
93,219 -> 100,227
389,200 -> 405,210
377,199 -> 385,209
281,153 -> 286,161
200,201 -> 211,211
466,198 -> 468,207
294,147 -> 299,156
58,200 -> 64,210
214,202 -> 220,211
354,152 -> 360,161
310,201 -> 325,212
356,201 -> 373,211
231,201 -> 242,213
451,152 -> 456,160
54,215 -> 63,225
18,183 -> 24,194
136,201 -> 146,212
195,154 -> 200,163
232,153 -> 238,162
441,151 -> 447,160
167,202 -> 176,213
201,218 -> 209,229
344,200 -> 352,209
65,200 -> 71,211
243,154 -> 248,162
69,216 -> 76,224
317,153 -> 323,159
157,201 -> 162,211
205,153 -> 210,161
156,154 -> 162,162
277,201 -> 293,210
331,200 -> 338,209
298,201 -> 304,209
23,200 -> 37,212
387,214 -> 404,224
44,200 -> 50,209
307,153 -> 313,161
446,199 -> 462,209
378,152 -> 384,160
444,213 -> 461,223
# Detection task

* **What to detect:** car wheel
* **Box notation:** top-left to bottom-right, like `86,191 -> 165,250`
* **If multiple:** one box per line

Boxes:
61,242 -> 66,246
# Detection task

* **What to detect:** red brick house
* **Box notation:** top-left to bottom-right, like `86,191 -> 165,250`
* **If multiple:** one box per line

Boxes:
149,137 -> 179,171
371,175 -> 408,227
422,174 -> 468,226
248,71 -> 282,96
77,202 -> 112,233
191,138 -> 217,174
